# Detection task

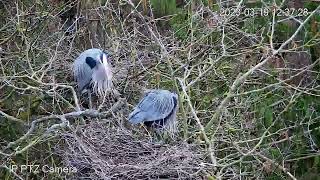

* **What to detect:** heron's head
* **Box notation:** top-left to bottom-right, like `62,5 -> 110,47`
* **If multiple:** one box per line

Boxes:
85,49 -> 113,96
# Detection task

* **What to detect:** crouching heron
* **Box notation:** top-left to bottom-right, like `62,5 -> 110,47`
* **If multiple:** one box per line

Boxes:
128,89 -> 178,136
73,48 -> 113,108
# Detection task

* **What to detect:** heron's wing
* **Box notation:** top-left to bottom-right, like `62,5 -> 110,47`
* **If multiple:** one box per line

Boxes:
128,91 -> 152,124
128,108 -> 146,124
136,91 -> 175,122
73,58 -> 93,91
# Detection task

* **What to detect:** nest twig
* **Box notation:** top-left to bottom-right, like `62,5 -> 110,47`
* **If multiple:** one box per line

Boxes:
58,122 -> 212,179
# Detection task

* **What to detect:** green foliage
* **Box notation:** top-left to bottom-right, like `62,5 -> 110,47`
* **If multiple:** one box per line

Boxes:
305,1 -> 320,10
253,86 -> 320,178
169,10 -> 189,40
0,120 -> 24,143
150,0 -> 177,17
269,148 -> 282,160
263,107 -> 273,127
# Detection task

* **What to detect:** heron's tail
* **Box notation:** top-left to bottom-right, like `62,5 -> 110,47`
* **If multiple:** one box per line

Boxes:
128,109 -> 145,124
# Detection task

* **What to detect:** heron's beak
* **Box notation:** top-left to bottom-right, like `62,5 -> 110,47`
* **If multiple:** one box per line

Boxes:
102,53 -> 108,62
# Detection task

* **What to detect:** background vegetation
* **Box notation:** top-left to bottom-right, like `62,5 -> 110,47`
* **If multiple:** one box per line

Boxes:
0,0 -> 319,179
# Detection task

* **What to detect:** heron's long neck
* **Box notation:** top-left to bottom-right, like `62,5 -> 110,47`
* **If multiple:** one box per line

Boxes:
103,62 -> 112,80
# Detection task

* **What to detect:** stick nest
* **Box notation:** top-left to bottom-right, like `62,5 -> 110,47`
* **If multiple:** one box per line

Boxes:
58,121 -> 211,179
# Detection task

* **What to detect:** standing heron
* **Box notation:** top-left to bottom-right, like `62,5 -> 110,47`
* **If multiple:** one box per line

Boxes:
128,89 -> 178,134
73,48 -> 113,108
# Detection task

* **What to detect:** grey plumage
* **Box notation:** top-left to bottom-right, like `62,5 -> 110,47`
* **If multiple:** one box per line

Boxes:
128,89 -> 178,131
73,48 -> 113,96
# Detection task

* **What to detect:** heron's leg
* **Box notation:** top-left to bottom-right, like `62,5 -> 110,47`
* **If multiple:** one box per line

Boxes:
98,91 -> 107,111
141,124 -> 153,142
88,89 -> 93,109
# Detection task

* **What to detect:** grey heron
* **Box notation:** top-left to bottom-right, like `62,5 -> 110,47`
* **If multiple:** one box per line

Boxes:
128,89 -> 178,134
73,48 -> 113,108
